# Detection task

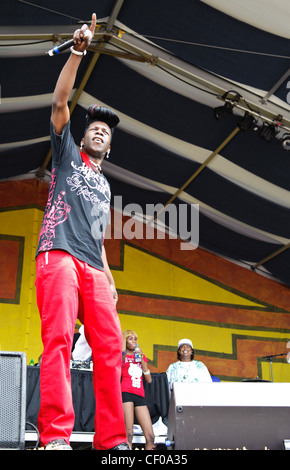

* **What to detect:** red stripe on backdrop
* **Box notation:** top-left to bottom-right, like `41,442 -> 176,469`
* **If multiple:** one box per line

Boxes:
117,293 -> 290,330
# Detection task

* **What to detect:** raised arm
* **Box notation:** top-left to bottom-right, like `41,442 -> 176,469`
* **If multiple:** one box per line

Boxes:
51,13 -> 96,134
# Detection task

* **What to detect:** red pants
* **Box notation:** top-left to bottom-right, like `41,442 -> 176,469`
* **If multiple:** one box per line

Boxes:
35,250 -> 127,449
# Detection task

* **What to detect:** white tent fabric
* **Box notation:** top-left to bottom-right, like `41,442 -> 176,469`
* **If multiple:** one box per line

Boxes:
202,0 -> 290,39
1,0 -> 290,285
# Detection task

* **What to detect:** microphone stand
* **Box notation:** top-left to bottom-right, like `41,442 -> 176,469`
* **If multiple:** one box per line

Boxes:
260,353 -> 287,382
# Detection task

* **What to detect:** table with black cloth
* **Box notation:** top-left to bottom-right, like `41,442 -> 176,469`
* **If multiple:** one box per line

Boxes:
26,366 -> 169,433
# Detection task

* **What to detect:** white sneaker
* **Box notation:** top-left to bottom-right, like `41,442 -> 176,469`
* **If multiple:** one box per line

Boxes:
44,439 -> 72,450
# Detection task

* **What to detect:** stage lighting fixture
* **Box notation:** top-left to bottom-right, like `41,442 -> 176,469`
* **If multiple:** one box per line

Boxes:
238,112 -> 255,131
281,134 -> 290,151
214,91 -> 241,121
214,101 -> 234,120
259,122 -> 278,142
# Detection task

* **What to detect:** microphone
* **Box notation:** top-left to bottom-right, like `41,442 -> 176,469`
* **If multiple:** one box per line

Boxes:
261,353 -> 287,359
46,30 -> 92,56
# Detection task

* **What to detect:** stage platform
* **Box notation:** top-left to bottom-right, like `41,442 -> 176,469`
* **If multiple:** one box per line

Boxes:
25,428 -> 168,450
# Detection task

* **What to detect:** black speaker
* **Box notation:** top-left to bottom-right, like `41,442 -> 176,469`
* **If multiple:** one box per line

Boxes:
0,351 -> 27,449
167,382 -> 290,450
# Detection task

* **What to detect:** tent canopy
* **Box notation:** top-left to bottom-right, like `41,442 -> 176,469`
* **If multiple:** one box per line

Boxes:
1,0 -> 290,285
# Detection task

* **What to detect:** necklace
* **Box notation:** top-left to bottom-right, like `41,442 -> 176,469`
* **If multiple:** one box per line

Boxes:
89,158 -> 102,173
80,151 -> 102,174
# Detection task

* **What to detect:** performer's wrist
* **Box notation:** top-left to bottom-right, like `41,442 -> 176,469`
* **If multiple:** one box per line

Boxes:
70,46 -> 87,56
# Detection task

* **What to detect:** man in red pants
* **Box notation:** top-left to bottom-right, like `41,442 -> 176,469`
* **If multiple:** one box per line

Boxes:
35,13 -> 128,450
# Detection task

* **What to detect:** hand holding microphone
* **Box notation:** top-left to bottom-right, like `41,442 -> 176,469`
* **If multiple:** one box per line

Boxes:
47,12 -> 97,56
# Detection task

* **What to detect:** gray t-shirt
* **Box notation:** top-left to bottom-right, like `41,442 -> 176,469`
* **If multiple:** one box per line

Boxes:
36,120 -> 111,271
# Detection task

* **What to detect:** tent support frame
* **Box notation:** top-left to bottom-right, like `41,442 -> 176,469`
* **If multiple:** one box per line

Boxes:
252,243 -> 290,270
151,126 -> 241,222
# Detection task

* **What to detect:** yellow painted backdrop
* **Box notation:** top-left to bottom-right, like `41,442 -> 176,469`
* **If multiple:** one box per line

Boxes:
0,179 -> 290,382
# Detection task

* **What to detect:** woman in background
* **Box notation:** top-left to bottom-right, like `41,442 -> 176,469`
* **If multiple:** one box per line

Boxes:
121,330 -> 155,450
166,338 -> 212,396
